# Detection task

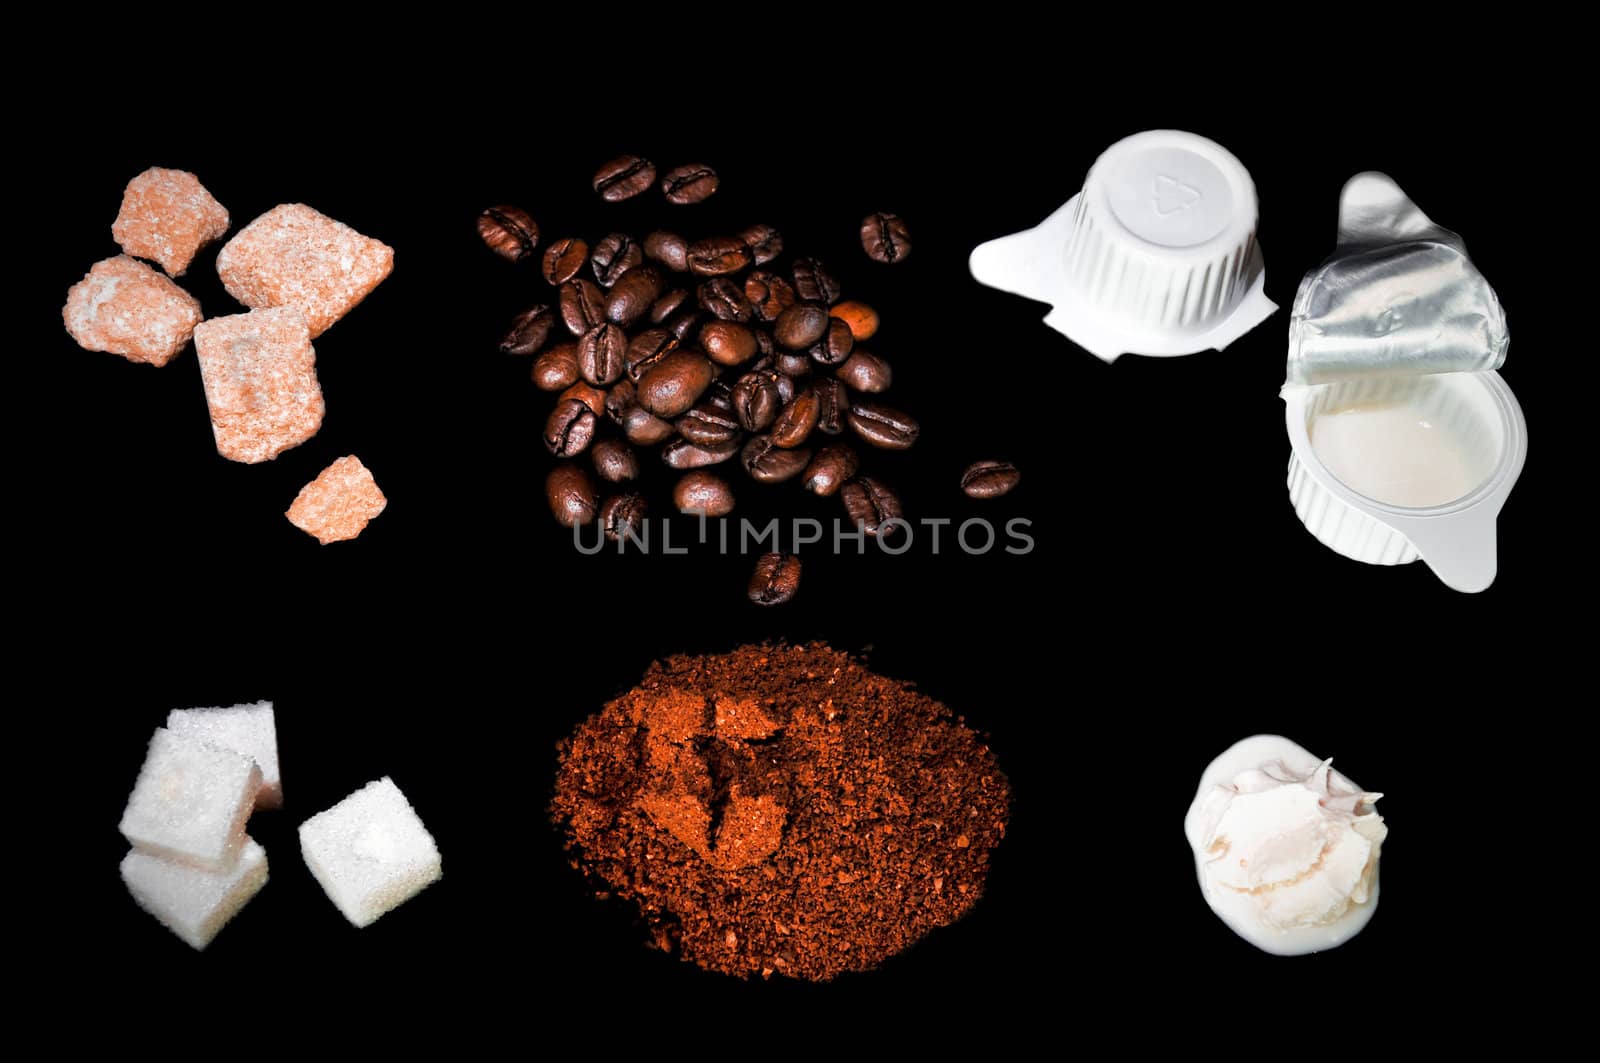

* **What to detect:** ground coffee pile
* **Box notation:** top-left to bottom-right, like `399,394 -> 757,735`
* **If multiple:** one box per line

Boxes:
552,643 -> 1010,981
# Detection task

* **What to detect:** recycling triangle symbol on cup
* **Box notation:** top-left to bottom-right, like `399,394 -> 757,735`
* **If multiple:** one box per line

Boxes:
1153,175 -> 1200,216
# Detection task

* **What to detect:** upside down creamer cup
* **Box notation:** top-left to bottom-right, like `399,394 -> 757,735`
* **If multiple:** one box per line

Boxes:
1282,173 -> 1526,593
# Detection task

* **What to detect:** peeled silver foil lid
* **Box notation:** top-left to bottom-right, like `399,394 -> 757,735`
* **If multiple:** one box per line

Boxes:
1286,172 -> 1508,385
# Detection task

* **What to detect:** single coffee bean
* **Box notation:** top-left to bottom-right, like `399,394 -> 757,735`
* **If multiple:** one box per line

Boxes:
839,476 -> 903,536
745,271 -> 797,323
625,329 -> 679,382
542,237 -> 588,285
771,388 -> 820,448
847,402 -> 919,450
592,439 -> 639,483
802,443 -> 859,496
546,463 -> 597,528
605,378 -> 637,424
793,258 -> 841,304
593,155 -> 656,202
533,343 -> 580,391
622,405 -> 676,445
649,288 -> 690,324
645,230 -> 690,272
688,236 -> 751,276
774,302 -> 831,350
705,378 -> 734,409
676,400 -> 741,446
559,381 -> 608,417
637,350 -> 715,418
836,349 -> 892,392
663,437 -> 742,469
661,163 -> 720,205
673,470 -> 735,516
860,212 -> 912,264
814,378 -> 848,434
477,205 -> 538,262
698,278 -> 753,322
808,317 -> 855,366
748,552 -> 801,606
742,435 -> 812,483
668,310 -> 703,341
500,304 -> 554,356
774,352 -> 812,380
600,493 -> 648,542
830,300 -> 879,341
560,279 -> 608,336
605,264 -> 663,327
755,329 -> 775,358
592,233 -> 642,287
700,321 -> 760,367
578,324 -> 627,386
545,399 -> 597,457
961,460 -> 1021,499
739,224 -> 784,266
732,371 -> 782,432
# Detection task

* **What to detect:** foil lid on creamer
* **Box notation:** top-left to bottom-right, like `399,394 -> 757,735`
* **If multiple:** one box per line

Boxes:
1286,173 -> 1508,385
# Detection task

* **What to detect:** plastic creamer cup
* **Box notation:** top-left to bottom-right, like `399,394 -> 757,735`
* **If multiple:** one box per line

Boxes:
968,129 -> 1277,361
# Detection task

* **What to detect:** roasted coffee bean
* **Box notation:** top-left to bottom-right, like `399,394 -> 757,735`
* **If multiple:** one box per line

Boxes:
732,371 -> 782,432
645,230 -> 689,272
500,304 -> 554,356
592,439 -> 639,483
699,278 -> 753,322
840,476 -> 903,536
545,399 -> 597,457
578,324 -> 627,386
663,437 -> 742,469
677,400 -> 741,446
961,460 -> 1021,499
771,388 -> 820,448
748,552 -> 801,606
594,155 -> 656,202
605,378 -> 637,423
745,271 -> 797,322
860,212 -> 912,263
700,320 -> 760,367
673,470 -> 735,516
649,288 -> 690,324
560,279 -> 607,336
814,378 -> 848,434
802,443 -> 859,496
661,164 -> 719,205
668,310 -> 703,341
559,381 -> 608,417
542,237 -> 588,285
637,350 -> 715,418
546,464 -> 597,527
592,233 -> 642,287
533,343 -> 580,391
477,205 -> 538,262
705,378 -> 734,409
793,258 -> 841,304
755,329 -> 775,359
774,302 -> 831,350
774,352 -> 811,380
830,300 -> 879,341
622,405 -> 676,445
739,224 -> 784,266
808,317 -> 854,366
625,329 -> 679,381
836,349 -> 892,392
742,435 -> 812,483
848,403 -> 919,450
605,265 -> 663,327
600,493 -> 648,542
688,236 -> 751,276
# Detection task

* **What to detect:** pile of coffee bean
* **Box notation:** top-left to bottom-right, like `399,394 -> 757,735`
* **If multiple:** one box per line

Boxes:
480,156 -> 928,606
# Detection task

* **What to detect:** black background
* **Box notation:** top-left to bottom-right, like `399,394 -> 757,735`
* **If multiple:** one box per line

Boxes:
24,86 -> 1549,1034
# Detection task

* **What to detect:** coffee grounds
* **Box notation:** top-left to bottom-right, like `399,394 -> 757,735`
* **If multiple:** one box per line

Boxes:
551,642 -> 1010,981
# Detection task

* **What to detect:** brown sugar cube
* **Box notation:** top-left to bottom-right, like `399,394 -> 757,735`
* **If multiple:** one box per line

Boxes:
286,455 -> 387,544
62,256 -> 202,367
217,204 -> 393,337
193,307 -> 324,463
111,168 -> 229,277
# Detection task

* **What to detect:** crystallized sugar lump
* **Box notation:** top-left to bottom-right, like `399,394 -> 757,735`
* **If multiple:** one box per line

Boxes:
217,203 -> 393,337
299,777 -> 441,928
286,456 -> 387,544
112,167 -> 229,278
120,728 -> 261,872
193,307 -> 325,463
166,702 -> 281,809
121,837 -> 268,950
62,256 -> 202,367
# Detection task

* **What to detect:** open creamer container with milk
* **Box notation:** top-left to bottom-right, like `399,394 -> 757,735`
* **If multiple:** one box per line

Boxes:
1283,173 -> 1525,593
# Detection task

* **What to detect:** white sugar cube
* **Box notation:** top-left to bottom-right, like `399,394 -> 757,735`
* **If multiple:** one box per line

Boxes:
120,728 -> 261,871
299,776 -> 442,928
121,838 -> 269,950
167,702 -> 282,809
